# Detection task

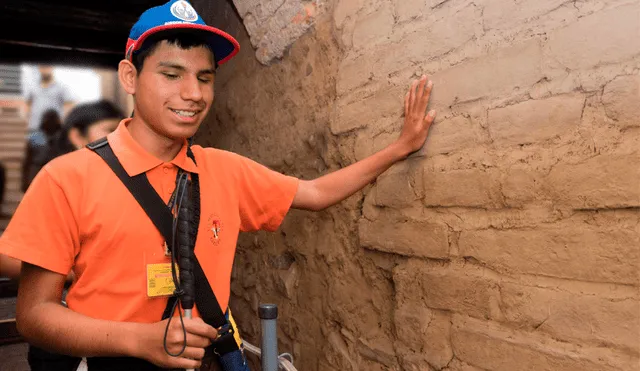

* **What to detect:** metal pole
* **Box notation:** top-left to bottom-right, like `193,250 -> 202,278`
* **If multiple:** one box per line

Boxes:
184,306 -> 193,371
259,304 -> 278,371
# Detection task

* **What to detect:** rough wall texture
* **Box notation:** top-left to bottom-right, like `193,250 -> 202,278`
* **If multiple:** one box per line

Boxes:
232,0 -> 323,64
194,0 -> 640,370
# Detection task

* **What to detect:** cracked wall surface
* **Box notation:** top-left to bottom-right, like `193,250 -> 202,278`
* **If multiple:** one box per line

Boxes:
194,0 -> 640,369
232,0 -> 322,64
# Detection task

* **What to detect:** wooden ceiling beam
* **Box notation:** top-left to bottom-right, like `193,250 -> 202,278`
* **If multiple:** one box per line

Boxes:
0,0 -> 138,32
0,43 -> 121,69
0,18 -> 126,56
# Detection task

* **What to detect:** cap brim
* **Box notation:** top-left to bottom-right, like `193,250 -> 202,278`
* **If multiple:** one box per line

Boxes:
128,24 -> 240,66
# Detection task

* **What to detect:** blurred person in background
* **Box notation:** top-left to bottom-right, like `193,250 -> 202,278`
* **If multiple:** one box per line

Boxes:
22,109 -> 62,192
25,65 -> 71,133
4,100 -> 123,280
2,99 -> 123,371
56,100 -> 124,155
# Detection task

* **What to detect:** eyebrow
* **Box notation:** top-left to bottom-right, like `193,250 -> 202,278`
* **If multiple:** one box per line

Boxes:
158,62 -> 215,75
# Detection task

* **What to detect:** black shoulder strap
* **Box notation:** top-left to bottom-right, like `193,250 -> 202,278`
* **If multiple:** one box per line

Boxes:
87,138 -> 174,243
87,137 -> 229,329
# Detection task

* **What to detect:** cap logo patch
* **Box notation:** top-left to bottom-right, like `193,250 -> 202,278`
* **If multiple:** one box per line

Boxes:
170,1 -> 198,22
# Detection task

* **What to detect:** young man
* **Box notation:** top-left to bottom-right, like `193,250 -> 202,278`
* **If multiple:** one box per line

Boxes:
0,0 -> 436,370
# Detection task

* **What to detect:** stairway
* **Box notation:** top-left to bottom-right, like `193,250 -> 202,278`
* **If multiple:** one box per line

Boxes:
0,65 -> 30,370
0,104 -> 27,370
0,105 -> 26,233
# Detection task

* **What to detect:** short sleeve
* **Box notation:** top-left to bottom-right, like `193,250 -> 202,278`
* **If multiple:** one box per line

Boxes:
0,167 -> 79,275
234,156 -> 299,232
60,84 -> 73,103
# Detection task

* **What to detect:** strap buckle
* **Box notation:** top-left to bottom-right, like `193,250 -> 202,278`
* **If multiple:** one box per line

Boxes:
211,325 -> 238,356
86,137 -> 108,150
217,323 -> 234,338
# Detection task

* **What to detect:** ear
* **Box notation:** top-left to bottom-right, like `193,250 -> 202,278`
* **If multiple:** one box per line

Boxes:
118,59 -> 137,95
68,127 -> 87,150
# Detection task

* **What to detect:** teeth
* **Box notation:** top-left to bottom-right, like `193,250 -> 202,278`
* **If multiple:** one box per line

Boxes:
173,110 -> 196,117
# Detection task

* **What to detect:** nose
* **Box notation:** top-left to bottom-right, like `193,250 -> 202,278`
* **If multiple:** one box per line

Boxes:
180,75 -> 203,102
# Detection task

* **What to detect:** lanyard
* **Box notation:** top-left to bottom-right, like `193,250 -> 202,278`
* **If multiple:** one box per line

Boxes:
167,169 -> 185,210
164,169 -> 187,256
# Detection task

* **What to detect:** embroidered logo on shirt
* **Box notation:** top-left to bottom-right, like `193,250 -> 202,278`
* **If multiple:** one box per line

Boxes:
207,214 -> 223,246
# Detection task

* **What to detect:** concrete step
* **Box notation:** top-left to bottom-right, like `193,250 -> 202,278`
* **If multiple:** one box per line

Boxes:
0,136 -> 27,145
5,177 -> 21,191
0,150 -> 24,162
0,146 -> 27,157
4,169 -> 22,181
0,297 -> 16,319
5,179 -> 21,193
0,117 -> 26,125
6,170 -> 20,180
5,170 -> 20,181
4,191 -> 20,202
0,142 -> 25,151
1,159 -> 22,170
4,195 -> 24,204
0,124 -> 27,134
3,192 -> 22,204
2,202 -> 18,215
0,130 -> 29,142
5,170 -> 21,179
5,180 -> 21,193
0,342 -> 29,371
0,132 -> 27,142
0,120 -> 27,128
4,166 -> 21,175
0,318 -> 22,346
4,178 -> 21,190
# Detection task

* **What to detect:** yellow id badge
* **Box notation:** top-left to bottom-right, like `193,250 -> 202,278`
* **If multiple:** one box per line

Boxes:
147,263 -> 178,297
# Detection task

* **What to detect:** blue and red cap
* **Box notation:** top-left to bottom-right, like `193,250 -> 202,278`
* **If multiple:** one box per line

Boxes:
125,0 -> 240,66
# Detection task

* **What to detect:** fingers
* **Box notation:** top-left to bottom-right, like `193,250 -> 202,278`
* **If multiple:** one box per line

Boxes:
183,317 -> 218,340
170,356 -> 203,370
415,75 -> 427,102
162,328 -> 208,368
425,109 -> 437,125
150,318 -> 213,370
404,92 -> 410,114
409,79 -> 418,109
164,318 -> 215,355
180,346 -> 206,361
420,80 -> 433,112
407,75 -> 434,116
184,332 -> 212,348
164,345 -> 206,362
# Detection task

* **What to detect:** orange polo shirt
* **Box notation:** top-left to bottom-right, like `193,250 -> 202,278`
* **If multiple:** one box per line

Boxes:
0,119 -> 298,323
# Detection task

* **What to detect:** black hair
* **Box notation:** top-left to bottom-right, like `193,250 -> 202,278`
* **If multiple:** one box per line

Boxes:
131,30 -> 217,73
57,100 -> 125,155
39,109 -> 62,137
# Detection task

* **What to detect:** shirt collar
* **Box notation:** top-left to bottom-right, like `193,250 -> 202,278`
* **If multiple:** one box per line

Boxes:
107,119 -> 199,176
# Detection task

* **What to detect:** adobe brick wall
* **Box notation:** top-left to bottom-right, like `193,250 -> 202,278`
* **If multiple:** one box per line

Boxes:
231,0 -> 321,64
195,0 -> 640,369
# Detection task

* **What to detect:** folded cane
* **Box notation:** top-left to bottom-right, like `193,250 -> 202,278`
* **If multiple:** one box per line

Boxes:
176,176 -> 195,371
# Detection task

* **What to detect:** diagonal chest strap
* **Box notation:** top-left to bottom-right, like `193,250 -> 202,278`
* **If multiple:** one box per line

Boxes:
87,137 -> 228,329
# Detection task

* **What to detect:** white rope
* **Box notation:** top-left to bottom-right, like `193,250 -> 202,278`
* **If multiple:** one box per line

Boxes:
243,341 -> 298,371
